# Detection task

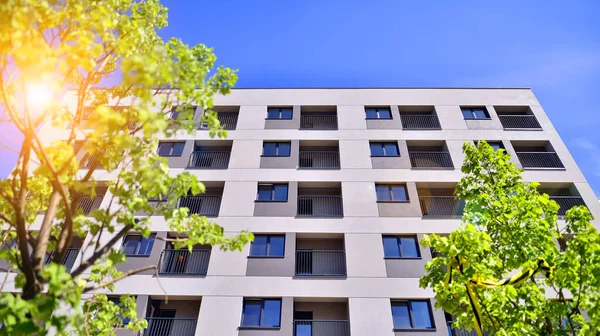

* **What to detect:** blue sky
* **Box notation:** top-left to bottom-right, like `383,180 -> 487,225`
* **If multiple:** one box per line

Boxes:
1,0 -> 599,194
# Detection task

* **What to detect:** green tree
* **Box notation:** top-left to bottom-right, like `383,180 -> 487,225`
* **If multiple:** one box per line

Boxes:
0,1 -> 252,334
421,141 -> 600,335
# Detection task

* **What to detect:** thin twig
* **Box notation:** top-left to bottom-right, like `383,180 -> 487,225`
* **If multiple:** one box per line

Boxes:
0,266 -> 12,292
84,265 -> 156,292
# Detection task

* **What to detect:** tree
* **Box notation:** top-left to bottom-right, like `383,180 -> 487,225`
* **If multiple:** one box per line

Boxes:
0,1 -> 252,334
420,141 -> 600,335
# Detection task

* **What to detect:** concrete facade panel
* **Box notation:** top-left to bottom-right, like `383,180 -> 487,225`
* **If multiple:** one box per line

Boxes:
337,105 -> 367,130
341,182 -> 379,217
229,140 -> 262,169
220,182 -> 258,217
349,298 -> 395,335
197,296 -> 243,336
345,233 -> 387,277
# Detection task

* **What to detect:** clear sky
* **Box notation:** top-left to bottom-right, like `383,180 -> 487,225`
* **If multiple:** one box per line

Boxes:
1,0 -> 599,194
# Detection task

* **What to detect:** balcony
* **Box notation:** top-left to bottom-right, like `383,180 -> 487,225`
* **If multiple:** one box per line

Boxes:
513,141 -> 564,169
80,151 -> 101,169
495,107 -> 541,130
550,196 -> 586,216
143,318 -> 197,336
297,182 -> 343,217
77,195 -> 104,215
158,248 -> 211,275
298,140 -> 340,169
142,299 -> 200,336
399,107 -> 441,130
539,184 -> 587,216
408,141 -> 454,168
43,248 -> 80,272
198,106 -> 239,130
300,107 -> 338,130
177,196 -> 221,217
418,183 -> 463,218
295,237 -> 346,276
294,300 -> 350,336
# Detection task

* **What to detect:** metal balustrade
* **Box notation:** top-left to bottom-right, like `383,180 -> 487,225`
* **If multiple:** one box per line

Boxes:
188,151 -> 230,169
300,115 -> 338,130
296,250 -> 347,276
409,151 -> 454,168
400,115 -> 441,129
298,151 -> 340,169
448,322 -> 488,336
44,248 -> 80,272
516,152 -> 564,169
420,196 -> 465,217
77,195 -> 104,215
294,320 -> 351,336
498,115 -> 542,130
80,152 -> 102,169
198,113 -> 238,130
297,196 -> 343,217
159,249 -> 210,275
550,196 -> 586,216
142,318 -> 197,336
177,196 -> 221,217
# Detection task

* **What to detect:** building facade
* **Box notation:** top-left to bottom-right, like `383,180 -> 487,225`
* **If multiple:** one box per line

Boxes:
30,88 -> 600,335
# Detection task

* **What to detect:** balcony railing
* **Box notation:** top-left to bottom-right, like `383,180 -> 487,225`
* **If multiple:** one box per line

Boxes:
44,248 -> 80,272
498,115 -> 542,130
299,151 -> 340,169
297,196 -> 343,217
300,115 -> 338,130
142,318 -> 197,336
198,113 -> 238,130
80,152 -> 102,169
177,195 -> 221,217
550,196 -> 586,216
294,320 -> 351,336
296,250 -> 346,276
420,196 -> 465,217
516,152 -> 564,169
77,195 -> 104,215
188,151 -> 230,169
400,115 -> 441,129
158,249 -> 210,275
448,322 -> 489,336
409,151 -> 454,168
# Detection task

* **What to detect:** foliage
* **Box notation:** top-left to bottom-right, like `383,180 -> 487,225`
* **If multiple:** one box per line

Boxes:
420,141 -> 600,335
0,0 -> 252,334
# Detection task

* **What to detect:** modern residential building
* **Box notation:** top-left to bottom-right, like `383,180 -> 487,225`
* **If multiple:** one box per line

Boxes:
14,88 -> 600,335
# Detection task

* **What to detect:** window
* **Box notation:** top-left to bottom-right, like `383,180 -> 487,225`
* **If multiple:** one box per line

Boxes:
250,235 -> 285,257
376,184 -> 408,202
383,236 -> 420,258
122,234 -> 155,256
475,141 -> 504,151
391,300 -> 434,330
241,299 -> 282,328
267,108 -> 293,120
157,142 -> 185,157
256,184 -> 288,201
370,142 -> 400,157
461,107 -> 490,120
262,142 -> 291,157
365,107 -> 392,119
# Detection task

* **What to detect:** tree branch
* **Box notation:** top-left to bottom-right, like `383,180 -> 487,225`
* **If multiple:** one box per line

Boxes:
83,264 -> 156,292
70,224 -> 132,277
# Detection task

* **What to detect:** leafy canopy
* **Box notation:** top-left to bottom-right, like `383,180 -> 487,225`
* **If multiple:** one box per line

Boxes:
421,141 -> 600,335
0,0 -> 252,335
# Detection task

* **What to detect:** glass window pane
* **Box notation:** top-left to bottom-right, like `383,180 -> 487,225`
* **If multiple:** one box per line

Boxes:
172,142 -> 185,156
273,185 -> 288,201
461,109 -> 473,119
473,109 -> 488,119
157,144 -> 171,156
376,185 -> 391,201
257,185 -> 273,201
138,236 -> 155,255
262,300 -> 281,327
122,236 -> 140,255
280,109 -> 292,119
268,236 -> 285,256
392,302 -> 411,328
365,109 -> 378,119
384,143 -> 399,156
242,301 -> 261,326
400,237 -> 419,258
383,237 -> 400,257
267,109 -> 279,119
378,109 -> 392,119
278,143 -> 291,156
411,301 -> 433,328
391,185 -> 408,201
263,143 -> 277,156
370,143 -> 384,156
250,235 -> 268,256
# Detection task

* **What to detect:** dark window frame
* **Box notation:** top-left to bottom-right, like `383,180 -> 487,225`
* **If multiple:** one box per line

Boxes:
365,107 -> 393,120
262,142 -> 292,157
382,236 -> 421,259
249,234 -> 286,258
391,300 -> 435,330
370,142 -> 400,157
375,184 -> 409,202
461,107 -> 491,120
121,234 -> 156,257
240,298 -> 282,328
266,108 -> 293,120
157,141 -> 186,157
256,184 -> 289,202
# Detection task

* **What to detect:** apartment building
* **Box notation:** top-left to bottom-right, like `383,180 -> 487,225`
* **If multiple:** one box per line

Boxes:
20,88 -> 600,335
